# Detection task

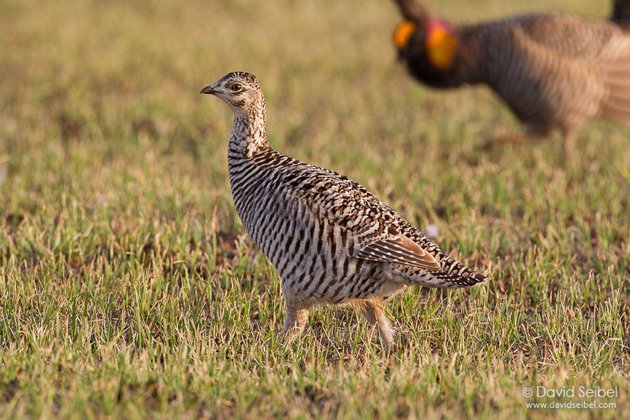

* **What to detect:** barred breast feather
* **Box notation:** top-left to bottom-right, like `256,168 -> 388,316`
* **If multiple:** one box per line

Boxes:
229,147 -> 483,308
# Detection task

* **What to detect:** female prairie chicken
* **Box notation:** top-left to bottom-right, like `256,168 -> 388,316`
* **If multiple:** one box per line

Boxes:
201,71 -> 485,348
392,0 -> 630,161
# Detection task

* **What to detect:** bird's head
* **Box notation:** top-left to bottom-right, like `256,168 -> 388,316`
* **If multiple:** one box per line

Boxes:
392,0 -> 459,71
200,71 -> 263,113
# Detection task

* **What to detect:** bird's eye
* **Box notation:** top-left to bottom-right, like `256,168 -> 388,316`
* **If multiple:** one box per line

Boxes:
230,83 -> 242,92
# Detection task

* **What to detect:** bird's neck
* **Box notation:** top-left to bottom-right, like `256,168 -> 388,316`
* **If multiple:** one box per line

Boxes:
229,105 -> 270,159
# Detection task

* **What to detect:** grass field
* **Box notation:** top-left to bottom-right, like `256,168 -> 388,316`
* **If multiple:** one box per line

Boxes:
0,0 -> 628,418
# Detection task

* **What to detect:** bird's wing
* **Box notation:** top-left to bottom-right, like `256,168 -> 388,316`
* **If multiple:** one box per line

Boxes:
354,231 -> 440,270
514,17 -> 630,125
290,167 -> 440,271
514,15 -> 622,59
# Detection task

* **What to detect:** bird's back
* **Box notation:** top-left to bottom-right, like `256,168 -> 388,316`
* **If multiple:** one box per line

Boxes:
508,14 -> 626,58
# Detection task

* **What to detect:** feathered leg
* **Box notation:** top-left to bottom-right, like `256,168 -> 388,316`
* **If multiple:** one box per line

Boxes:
479,130 -> 547,151
281,301 -> 309,342
360,298 -> 395,349
562,129 -> 577,165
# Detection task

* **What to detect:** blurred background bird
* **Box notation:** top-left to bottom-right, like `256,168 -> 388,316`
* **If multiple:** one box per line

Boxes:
391,0 -> 630,162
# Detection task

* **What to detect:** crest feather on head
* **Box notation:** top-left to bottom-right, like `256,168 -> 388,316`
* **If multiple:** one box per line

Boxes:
221,71 -> 260,89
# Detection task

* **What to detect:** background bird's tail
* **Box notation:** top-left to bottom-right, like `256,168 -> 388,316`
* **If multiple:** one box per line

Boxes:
601,57 -> 630,124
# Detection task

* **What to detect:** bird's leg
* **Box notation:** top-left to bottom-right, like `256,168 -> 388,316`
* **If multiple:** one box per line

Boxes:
479,132 -> 527,150
562,130 -> 576,165
479,131 -> 544,151
360,299 -> 395,350
280,301 -> 309,342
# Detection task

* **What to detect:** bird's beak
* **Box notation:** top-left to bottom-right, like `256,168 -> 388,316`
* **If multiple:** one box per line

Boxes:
200,85 -> 216,95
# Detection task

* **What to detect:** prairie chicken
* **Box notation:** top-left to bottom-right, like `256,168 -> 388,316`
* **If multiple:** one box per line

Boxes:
201,71 -> 485,348
392,0 -> 630,161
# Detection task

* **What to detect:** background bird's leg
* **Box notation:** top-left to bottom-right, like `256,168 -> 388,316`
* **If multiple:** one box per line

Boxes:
479,131 -> 546,151
562,129 -> 576,164
281,301 -> 309,341
360,299 -> 395,349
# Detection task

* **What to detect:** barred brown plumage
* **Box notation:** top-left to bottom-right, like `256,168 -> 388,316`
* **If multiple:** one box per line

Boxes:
200,71 -> 486,348
392,0 -> 630,162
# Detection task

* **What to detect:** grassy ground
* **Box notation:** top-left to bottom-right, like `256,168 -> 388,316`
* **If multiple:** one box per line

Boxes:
0,0 -> 628,418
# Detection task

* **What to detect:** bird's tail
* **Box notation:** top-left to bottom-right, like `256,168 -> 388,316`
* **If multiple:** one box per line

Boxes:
384,253 -> 486,289
601,56 -> 630,124
431,254 -> 487,288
